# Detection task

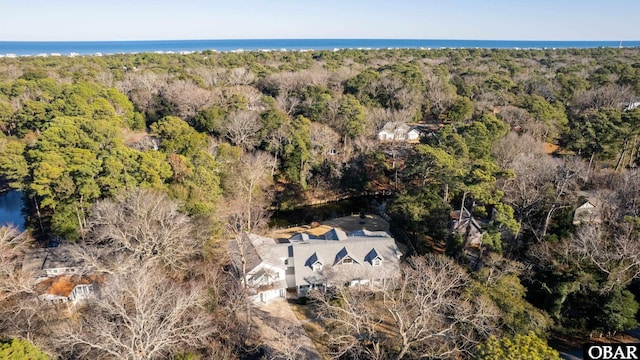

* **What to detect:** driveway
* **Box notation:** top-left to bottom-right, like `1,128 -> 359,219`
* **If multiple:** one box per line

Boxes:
252,298 -> 323,359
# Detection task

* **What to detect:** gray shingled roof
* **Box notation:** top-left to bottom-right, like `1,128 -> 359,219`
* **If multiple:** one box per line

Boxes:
324,228 -> 348,240
237,229 -> 402,290
292,235 -> 401,287
380,122 -> 411,134
21,247 -> 80,274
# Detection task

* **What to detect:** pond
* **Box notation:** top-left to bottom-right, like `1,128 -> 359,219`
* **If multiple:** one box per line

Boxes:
0,190 -> 25,230
269,194 -> 391,228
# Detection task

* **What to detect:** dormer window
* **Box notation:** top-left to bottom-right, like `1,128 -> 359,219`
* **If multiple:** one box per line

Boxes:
306,252 -> 324,271
335,247 -> 359,265
365,248 -> 384,266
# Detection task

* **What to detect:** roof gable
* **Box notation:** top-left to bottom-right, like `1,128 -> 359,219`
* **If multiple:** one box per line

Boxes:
324,228 -> 348,241
364,248 -> 383,264
305,252 -> 323,268
335,247 -> 359,265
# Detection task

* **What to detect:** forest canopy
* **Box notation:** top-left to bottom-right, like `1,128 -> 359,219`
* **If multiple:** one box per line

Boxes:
2,46 -> 640,359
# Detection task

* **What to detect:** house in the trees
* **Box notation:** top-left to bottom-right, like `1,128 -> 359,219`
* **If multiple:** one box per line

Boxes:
450,206 -> 487,270
22,246 -> 103,305
378,122 -> 421,142
573,198 -> 602,226
231,226 -> 402,302
37,275 -> 103,304
624,101 -> 640,111
450,207 -> 484,248
21,246 -> 81,280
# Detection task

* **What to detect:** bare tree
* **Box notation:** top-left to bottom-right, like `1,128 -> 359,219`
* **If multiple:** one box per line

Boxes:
226,85 -> 264,111
424,72 -> 456,116
86,188 -> 205,274
492,132 -> 544,168
0,226 -> 35,302
572,84 -> 634,113
224,111 -> 262,150
497,105 -> 551,141
539,157 -> 587,239
309,286 -> 388,360
192,67 -> 228,87
226,68 -> 257,86
265,325 -> 308,360
309,122 -> 341,159
224,151 -> 273,233
276,94 -> 300,116
94,71 -> 115,88
57,264 -> 213,360
222,152 -> 273,334
384,255 -> 498,359
117,72 -> 169,114
310,255 -> 498,360
501,154 -> 586,242
160,79 -> 217,119
0,226 -> 41,342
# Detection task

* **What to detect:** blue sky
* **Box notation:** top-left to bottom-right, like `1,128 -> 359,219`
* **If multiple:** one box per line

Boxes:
1,0 -> 639,41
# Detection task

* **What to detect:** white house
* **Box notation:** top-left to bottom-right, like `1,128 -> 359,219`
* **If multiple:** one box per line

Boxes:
378,122 -> 421,142
232,227 -> 402,302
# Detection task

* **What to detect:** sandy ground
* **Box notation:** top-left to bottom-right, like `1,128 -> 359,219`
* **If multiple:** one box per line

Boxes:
252,298 -> 322,359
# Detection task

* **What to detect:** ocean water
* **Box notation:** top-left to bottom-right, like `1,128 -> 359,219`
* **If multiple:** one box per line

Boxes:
0,39 -> 639,57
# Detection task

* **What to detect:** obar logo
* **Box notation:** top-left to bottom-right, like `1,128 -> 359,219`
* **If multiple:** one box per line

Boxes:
584,344 -> 640,360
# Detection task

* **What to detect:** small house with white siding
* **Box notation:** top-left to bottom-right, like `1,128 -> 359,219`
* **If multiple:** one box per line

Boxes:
378,122 -> 421,142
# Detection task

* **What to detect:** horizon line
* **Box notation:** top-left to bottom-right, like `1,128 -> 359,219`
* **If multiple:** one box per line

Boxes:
1,38 -> 639,43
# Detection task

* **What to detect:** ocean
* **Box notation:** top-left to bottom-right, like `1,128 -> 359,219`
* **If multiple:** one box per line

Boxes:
0,39 -> 639,57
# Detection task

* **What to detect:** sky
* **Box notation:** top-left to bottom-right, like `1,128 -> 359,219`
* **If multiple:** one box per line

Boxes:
1,0 -> 639,41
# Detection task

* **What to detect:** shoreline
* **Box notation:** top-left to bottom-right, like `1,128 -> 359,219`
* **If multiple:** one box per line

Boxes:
2,39 -> 639,57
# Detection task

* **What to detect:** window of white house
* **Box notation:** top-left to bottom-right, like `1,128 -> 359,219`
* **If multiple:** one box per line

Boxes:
341,257 -> 353,264
313,263 -> 323,272
372,258 -> 382,266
